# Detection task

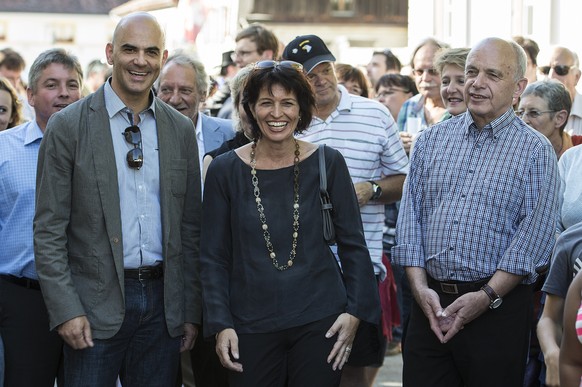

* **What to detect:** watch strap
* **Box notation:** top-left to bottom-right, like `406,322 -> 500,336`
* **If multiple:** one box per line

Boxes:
481,283 -> 501,306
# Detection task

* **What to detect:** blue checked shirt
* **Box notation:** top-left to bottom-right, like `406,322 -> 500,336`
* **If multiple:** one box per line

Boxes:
392,109 -> 559,284
0,121 -> 43,279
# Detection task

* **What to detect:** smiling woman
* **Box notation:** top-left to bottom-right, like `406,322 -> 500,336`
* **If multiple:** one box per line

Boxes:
200,60 -> 381,387
0,76 -> 22,131
434,47 -> 470,119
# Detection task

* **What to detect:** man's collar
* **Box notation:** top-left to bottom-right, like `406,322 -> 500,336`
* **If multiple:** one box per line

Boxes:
336,84 -> 352,112
104,80 -> 156,119
24,120 -> 44,146
464,108 -> 515,137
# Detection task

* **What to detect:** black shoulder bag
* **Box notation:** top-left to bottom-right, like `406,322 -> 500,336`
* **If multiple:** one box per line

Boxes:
318,144 -> 336,245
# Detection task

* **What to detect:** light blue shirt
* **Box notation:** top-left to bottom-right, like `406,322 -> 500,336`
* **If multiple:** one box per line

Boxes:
104,81 -> 162,268
0,121 -> 43,279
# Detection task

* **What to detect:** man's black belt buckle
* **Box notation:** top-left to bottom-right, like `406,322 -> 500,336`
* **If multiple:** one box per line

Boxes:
125,265 -> 163,282
440,282 -> 459,294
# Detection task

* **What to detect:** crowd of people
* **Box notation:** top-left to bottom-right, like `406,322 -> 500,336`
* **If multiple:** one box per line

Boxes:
3,10 -> 582,387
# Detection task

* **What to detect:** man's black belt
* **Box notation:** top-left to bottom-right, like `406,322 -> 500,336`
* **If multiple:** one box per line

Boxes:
0,274 -> 41,290
124,265 -> 164,281
427,276 -> 490,295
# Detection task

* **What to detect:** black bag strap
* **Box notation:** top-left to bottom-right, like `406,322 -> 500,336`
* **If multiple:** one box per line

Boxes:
318,144 -> 335,244
318,144 -> 328,193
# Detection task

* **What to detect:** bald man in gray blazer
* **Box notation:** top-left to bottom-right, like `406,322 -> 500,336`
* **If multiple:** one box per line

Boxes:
34,12 -> 201,386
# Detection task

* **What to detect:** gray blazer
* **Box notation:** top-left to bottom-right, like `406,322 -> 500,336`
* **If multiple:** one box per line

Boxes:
201,113 -> 234,154
34,86 -> 202,339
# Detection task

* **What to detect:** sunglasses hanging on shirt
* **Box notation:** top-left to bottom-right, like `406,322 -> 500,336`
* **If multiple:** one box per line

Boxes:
123,112 -> 143,170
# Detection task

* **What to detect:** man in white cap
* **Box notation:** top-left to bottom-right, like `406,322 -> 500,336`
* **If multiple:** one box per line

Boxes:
283,34 -> 408,387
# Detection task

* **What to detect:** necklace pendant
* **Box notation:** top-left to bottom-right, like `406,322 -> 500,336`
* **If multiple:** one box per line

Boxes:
287,260 -> 293,267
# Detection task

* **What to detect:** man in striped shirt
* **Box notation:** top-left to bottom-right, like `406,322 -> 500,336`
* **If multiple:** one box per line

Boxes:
283,34 -> 409,387
393,37 -> 559,386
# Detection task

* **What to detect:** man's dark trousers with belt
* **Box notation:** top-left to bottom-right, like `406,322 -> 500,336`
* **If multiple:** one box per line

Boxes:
403,279 -> 533,387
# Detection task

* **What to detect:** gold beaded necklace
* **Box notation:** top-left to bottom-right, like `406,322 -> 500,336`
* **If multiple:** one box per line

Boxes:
250,139 -> 300,271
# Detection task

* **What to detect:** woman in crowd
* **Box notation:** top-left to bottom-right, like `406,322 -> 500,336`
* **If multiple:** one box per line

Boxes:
202,64 -> 253,180
200,60 -> 380,386
335,63 -> 370,98
374,73 -> 417,120
0,76 -> 23,131
559,270 -> 582,386
531,80 -> 574,387
433,47 -> 470,120
518,80 -> 572,160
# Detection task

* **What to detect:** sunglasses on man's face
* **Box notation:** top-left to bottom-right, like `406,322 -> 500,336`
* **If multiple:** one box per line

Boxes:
254,60 -> 304,72
123,125 -> 143,170
539,64 -> 577,76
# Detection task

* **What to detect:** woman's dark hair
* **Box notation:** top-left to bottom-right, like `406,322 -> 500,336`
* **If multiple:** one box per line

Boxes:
375,73 -> 418,95
242,64 -> 315,140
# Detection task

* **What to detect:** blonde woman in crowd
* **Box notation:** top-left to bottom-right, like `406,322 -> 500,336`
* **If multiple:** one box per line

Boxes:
433,47 -> 470,121
0,76 -> 23,130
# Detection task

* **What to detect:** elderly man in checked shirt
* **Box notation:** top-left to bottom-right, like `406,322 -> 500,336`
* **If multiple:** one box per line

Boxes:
392,37 -> 559,387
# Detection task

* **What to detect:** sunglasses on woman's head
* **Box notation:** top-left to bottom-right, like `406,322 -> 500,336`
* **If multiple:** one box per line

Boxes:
254,60 -> 304,72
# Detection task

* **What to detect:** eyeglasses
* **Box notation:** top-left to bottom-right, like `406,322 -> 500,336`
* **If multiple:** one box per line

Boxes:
123,125 -> 143,169
515,109 -> 557,119
254,60 -> 304,72
413,68 -> 439,77
230,50 -> 258,61
376,88 -> 410,98
539,64 -> 577,76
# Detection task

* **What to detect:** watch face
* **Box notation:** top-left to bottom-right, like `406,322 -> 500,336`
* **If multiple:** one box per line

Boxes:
370,182 -> 382,200
490,298 -> 503,309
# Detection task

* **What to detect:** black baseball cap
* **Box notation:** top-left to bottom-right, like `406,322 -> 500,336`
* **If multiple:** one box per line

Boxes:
282,35 -> 336,74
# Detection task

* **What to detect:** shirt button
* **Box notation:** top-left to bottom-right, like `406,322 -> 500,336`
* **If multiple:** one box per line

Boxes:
112,237 -> 120,243
468,169 -> 474,173
449,246 -> 454,251
461,194 -> 466,198
476,144 -> 482,149
453,220 -> 459,225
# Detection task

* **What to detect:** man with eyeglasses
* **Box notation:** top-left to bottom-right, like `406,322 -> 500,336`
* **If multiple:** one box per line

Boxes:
393,37 -> 558,387
206,23 -> 279,119
539,46 -> 582,145
366,49 -> 402,88
0,48 -> 83,387
34,12 -> 202,386
283,34 -> 409,387
397,38 -> 449,154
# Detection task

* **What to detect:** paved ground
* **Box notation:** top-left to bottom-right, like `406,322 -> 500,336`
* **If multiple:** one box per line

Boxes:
375,353 -> 403,387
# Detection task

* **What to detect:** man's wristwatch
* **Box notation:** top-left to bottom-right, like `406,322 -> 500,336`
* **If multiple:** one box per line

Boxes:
368,181 -> 382,200
481,284 -> 503,309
